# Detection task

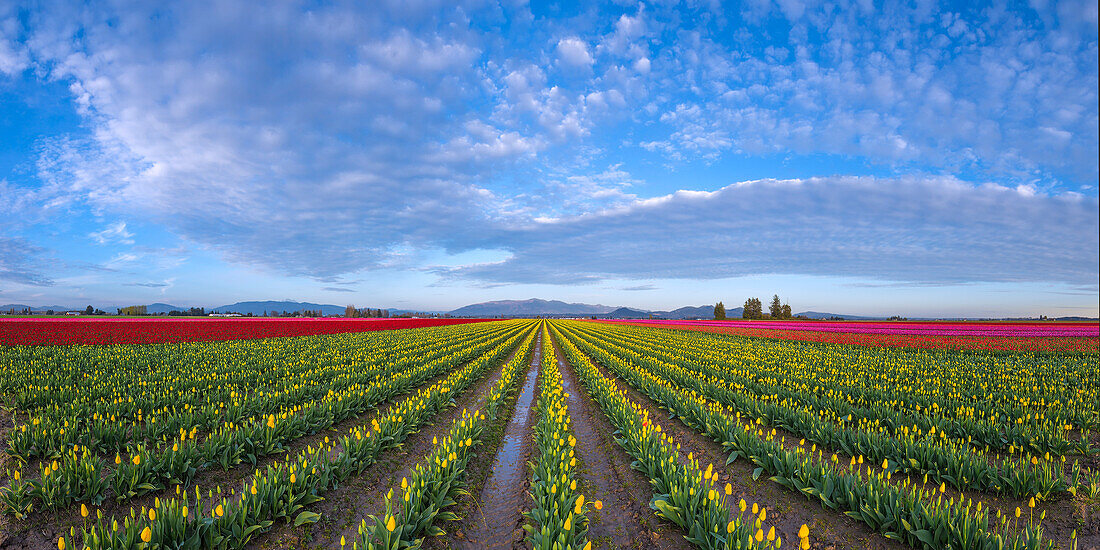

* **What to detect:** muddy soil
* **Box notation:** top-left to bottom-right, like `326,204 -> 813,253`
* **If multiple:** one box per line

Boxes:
442,334 -> 543,550
557,326 -> 906,550
0,407 -> 13,548
253,332 -> 532,549
551,333 -> 691,550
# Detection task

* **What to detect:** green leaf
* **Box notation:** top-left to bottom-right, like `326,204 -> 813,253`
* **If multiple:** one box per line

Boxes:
293,511 -> 322,526
913,529 -> 935,546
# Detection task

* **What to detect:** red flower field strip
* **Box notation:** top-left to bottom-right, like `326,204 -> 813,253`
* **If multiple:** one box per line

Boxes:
0,318 -> 492,346
594,320 -> 1099,352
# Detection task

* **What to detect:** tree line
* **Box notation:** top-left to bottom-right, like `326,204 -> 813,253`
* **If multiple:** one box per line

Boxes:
713,294 -> 796,320
344,305 -> 391,318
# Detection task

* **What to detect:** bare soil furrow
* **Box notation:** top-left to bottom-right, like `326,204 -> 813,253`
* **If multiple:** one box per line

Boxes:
447,333 -> 543,550
551,333 -> 689,550
254,331 -> 532,549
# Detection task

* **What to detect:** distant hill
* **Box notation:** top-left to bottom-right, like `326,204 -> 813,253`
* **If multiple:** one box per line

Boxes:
146,303 -> 187,314
449,299 -> 617,316
658,305 -> 717,319
212,300 -> 346,316
445,300 -> 885,320
0,304 -> 75,312
794,311 -> 878,320
606,307 -> 650,319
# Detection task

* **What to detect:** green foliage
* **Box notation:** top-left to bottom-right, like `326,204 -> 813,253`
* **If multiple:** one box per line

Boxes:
74,322 -> 539,550
352,326 -> 537,549
556,321 -> 1064,550
524,325 -> 590,550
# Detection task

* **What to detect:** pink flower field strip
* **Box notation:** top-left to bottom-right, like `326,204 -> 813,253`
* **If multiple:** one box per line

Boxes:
600,319 -> 1098,338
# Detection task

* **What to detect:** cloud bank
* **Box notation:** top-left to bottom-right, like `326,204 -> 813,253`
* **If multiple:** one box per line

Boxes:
0,0 -> 1096,294
453,177 -> 1099,286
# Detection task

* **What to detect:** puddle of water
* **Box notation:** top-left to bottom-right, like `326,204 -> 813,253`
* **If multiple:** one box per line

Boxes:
463,337 -> 542,548
505,351 -> 540,430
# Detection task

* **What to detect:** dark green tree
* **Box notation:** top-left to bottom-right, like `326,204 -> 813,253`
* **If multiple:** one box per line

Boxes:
743,297 -> 763,319
769,294 -> 783,318
714,301 -> 726,320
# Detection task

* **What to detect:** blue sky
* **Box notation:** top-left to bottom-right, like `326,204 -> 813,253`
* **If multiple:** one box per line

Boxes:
0,0 -> 1097,317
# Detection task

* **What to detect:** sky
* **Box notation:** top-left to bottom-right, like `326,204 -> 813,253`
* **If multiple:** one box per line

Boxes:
0,0 -> 1097,318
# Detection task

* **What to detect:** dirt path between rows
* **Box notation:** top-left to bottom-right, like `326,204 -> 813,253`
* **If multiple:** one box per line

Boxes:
551,332 -> 690,550
0,407 -> 14,548
559,327 -> 906,550
255,331 -> 533,549
447,333 -> 543,549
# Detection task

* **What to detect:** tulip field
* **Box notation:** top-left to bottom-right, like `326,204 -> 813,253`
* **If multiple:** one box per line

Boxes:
0,318 -> 489,346
600,319 -> 1100,352
0,319 -> 1097,549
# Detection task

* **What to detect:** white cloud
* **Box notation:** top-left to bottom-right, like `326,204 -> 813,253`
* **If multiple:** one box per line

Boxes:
89,221 -> 135,245
599,9 -> 648,58
4,0 -> 1096,294
556,37 -> 594,68
640,1 -> 1098,185
0,6 -> 26,75
18,1 -> 519,278
451,177 -> 1099,286
0,237 -> 53,286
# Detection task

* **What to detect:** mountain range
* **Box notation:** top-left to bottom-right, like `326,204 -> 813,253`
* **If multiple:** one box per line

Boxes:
1,304 -> 76,312
6,299 -> 1086,320
449,299 -> 616,316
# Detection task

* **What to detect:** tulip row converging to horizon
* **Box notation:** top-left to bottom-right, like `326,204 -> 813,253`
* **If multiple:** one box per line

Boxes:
0,318 -> 1094,549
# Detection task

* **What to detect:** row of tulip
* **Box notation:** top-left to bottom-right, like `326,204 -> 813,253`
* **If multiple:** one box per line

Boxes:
3,323 -> 448,421
1,322 -> 527,516
554,322 -> 1055,550
604,320 -> 1100,353
68,321 -> 539,550
577,322 -> 1098,436
523,325 -> 589,550
12,322 -> 516,468
551,325 -> 772,550
3,322 -> 514,461
565,324 -> 1081,499
575,322 -> 1096,450
350,325 -> 540,549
